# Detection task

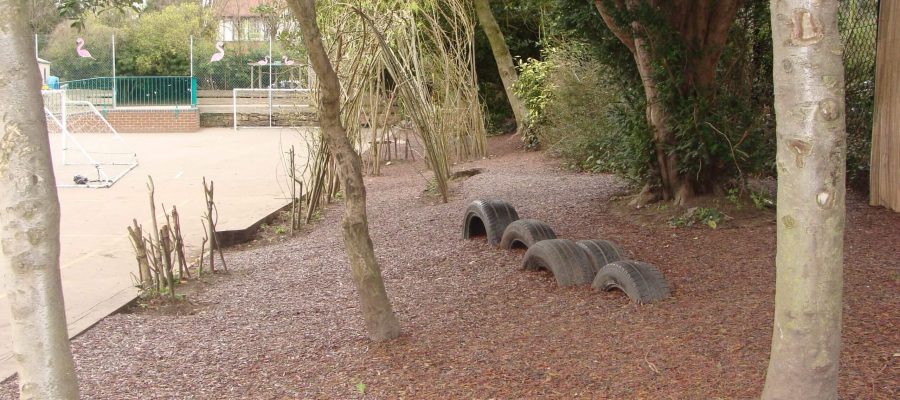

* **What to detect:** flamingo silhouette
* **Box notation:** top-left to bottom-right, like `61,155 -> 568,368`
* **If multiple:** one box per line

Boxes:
75,38 -> 95,60
282,56 -> 295,65
256,56 -> 270,65
209,42 -> 225,63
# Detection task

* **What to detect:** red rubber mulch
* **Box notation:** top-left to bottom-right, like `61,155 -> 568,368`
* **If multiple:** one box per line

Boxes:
1,134 -> 897,399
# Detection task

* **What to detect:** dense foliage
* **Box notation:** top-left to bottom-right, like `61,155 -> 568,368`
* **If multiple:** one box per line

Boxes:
474,0 -> 875,191
40,2 -> 301,89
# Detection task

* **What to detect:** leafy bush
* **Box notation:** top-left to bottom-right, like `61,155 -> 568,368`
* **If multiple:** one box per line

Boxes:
42,15 -> 119,81
115,3 -> 215,76
514,43 -> 652,182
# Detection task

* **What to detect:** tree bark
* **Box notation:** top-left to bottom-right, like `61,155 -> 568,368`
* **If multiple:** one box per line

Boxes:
0,0 -> 80,398
762,2 -> 847,399
870,0 -> 900,212
593,0 -> 742,204
474,0 -> 528,133
285,0 -> 401,341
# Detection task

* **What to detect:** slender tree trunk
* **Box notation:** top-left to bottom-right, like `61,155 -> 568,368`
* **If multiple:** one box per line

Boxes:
0,1 -> 80,398
762,2 -> 847,398
285,0 -> 401,341
870,0 -> 900,212
631,29 -> 693,205
474,0 -> 528,133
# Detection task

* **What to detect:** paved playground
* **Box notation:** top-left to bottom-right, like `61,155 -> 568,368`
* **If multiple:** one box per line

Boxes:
0,127 -> 313,380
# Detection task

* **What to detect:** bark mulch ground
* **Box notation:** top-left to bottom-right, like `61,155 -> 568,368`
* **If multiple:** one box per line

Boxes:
2,134 -> 898,399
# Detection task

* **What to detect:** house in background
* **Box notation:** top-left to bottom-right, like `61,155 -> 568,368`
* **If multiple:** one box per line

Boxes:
37,57 -> 51,84
212,0 -> 268,42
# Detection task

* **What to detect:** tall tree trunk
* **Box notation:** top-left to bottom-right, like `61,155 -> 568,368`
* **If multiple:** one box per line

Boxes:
474,0 -> 528,133
870,0 -> 900,212
0,0 -> 80,398
631,29 -> 693,204
762,2 -> 847,399
285,0 -> 401,341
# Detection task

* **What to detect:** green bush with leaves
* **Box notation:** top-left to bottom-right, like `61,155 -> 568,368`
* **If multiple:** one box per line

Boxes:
115,3 -> 215,76
514,43 -> 653,182
42,15 -> 118,81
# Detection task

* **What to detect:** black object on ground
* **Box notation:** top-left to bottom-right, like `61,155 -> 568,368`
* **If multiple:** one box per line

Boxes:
462,199 -> 519,246
499,219 -> 557,249
577,239 -> 626,273
592,260 -> 671,304
522,239 -> 596,287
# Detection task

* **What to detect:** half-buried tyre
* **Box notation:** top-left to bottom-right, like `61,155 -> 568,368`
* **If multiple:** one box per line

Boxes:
592,260 -> 671,304
577,239 -> 626,273
462,199 -> 519,246
522,239 -> 596,287
499,219 -> 557,250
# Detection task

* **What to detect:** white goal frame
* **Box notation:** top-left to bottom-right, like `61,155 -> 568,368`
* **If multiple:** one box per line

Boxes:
42,90 -> 139,188
232,88 -> 312,131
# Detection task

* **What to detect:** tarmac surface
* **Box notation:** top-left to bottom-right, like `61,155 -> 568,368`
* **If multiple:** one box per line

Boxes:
0,127 -> 314,380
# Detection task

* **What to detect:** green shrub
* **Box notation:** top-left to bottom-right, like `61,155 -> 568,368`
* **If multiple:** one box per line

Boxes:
514,43 -> 652,182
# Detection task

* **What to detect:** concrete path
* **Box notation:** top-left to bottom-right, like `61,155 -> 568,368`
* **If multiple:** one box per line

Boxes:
0,127 -> 313,380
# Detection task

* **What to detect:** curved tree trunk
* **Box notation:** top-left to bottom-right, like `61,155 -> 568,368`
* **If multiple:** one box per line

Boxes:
593,0 -> 741,205
474,0 -> 528,133
631,30 -> 693,205
762,1 -> 847,398
870,0 -> 900,212
0,1 -> 80,398
285,0 -> 401,341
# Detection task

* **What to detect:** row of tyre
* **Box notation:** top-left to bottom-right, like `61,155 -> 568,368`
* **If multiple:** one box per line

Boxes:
462,199 -> 671,304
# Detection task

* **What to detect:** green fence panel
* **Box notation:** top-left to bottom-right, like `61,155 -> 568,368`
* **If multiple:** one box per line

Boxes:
60,76 -> 196,108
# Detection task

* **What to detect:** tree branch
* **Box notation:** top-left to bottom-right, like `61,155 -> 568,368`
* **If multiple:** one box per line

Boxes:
594,0 -> 636,54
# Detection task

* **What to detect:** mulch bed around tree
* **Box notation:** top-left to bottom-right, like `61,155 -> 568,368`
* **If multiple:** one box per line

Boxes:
2,134 -> 898,399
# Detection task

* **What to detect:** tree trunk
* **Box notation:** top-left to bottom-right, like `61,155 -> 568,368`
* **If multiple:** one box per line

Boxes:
0,1 -> 80,398
870,0 -> 900,212
762,2 -> 847,399
593,0 -> 741,204
474,0 -> 528,133
285,0 -> 401,341
631,29 -> 693,205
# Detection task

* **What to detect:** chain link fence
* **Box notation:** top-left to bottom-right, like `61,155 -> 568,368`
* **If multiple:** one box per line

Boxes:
36,29 -> 309,108
839,0 -> 879,184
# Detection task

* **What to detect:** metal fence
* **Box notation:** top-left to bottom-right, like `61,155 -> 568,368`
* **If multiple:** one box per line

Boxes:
63,77 -> 197,108
838,0 -> 879,180
36,32 -> 309,97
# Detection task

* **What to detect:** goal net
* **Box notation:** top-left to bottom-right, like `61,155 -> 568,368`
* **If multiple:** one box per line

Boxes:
232,88 -> 313,130
42,90 -> 139,188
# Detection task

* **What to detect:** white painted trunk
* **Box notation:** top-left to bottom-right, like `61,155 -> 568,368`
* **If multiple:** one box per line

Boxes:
0,0 -> 80,398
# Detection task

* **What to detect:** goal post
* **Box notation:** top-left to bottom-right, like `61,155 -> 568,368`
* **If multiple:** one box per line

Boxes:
232,88 -> 314,130
42,89 -> 139,188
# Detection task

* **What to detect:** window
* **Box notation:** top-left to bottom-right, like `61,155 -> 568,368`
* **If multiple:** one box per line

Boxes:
219,19 -> 235,42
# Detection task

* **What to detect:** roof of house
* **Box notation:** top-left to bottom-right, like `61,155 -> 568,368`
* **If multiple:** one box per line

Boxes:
37,57 -> 51,65
215,0 -> 266,17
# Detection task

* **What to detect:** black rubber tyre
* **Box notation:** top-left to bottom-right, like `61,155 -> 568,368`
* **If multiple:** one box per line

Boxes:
462,199 -> 519,246
577,239 -> 626,273
522,239 -> 596,287
499,219 -> 557,249
592,260 -> 671,304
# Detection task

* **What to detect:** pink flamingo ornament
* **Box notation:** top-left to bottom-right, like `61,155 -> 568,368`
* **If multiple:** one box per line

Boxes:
75,38 -> 95,60
209,42 -> 225,63
282,56 -> 294,66
256,56 -> 270,65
